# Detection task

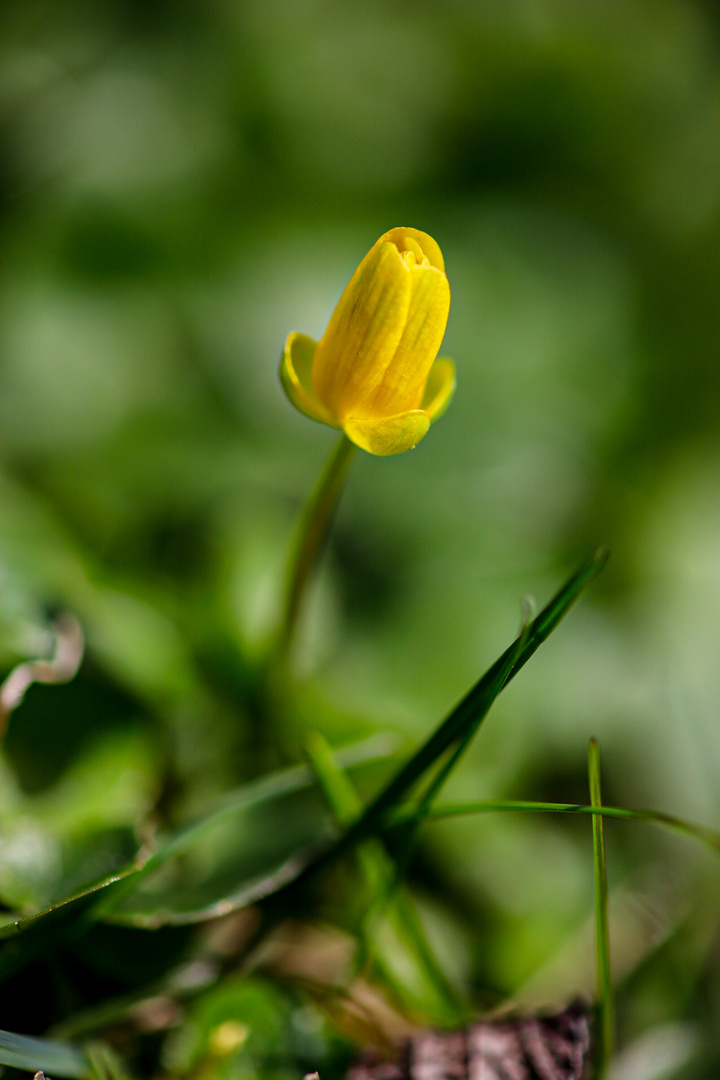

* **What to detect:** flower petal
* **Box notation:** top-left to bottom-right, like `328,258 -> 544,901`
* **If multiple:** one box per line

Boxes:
312,240 -> 411,418
343,410 -> 430,456
279,332 -> 338,426
420,357 -> 456,421
356,260 -> 450,417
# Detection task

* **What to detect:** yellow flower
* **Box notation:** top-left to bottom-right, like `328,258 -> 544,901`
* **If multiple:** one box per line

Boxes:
280,227 -> 455,456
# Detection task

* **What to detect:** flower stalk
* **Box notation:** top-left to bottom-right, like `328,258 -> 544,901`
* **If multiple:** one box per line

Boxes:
276,433 -> 357,664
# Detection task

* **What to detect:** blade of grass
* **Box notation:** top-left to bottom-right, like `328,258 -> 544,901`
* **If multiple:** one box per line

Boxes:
303,732 -> 463,1020
332,549 -> 608,857
392,599 -> 536,882
589,738 -> 614,1077
303,730 -> 363,826
370,604 -> 537,947
385,801 -> 720,855
0,868 -> 139,982
85,1042 -> 128,1080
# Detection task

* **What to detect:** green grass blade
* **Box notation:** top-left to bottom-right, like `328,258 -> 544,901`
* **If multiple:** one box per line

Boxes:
384,609 -> 535,902
0,869 -> 138,982
334,549 -> 608,854
386,800 -> 720,855
0,1028 -> 90,1078
589,738 -> 614,1077
84,1041 -> 128,1080
303,730 -> 363,825
303,732 -> 462,1020
407,600 -> 536,829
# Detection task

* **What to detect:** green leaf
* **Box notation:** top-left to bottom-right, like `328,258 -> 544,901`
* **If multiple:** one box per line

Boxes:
0,1027 -> 90,1078
101,734 -> 398,927
107,783 -> 331,927
386,799 -> 720,854
0,736 -> 396,954
329,549 -> 609,858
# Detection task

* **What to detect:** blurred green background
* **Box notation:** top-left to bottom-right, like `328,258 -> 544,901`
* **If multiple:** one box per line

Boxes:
1,0 -> 720,1077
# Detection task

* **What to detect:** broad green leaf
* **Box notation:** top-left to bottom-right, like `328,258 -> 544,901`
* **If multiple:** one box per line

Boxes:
104,733 -> 397,926
107,781 -> 331,926
0,736 -> 396,953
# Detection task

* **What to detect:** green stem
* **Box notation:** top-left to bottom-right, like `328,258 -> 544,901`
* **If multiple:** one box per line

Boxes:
277,434 -> 357,665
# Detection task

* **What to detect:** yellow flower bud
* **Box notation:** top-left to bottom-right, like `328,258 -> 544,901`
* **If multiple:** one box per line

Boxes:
280,227 -> 455,455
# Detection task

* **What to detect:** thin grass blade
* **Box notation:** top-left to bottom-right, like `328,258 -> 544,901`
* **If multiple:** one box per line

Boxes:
386,801 -> 720,854
303,731 -> 462,1020
334,549 -> 608,855
589,738 -> 614,1077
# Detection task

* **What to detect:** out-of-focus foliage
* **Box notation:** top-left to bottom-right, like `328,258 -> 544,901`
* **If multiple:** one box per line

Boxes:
1,0 -> 720,1077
